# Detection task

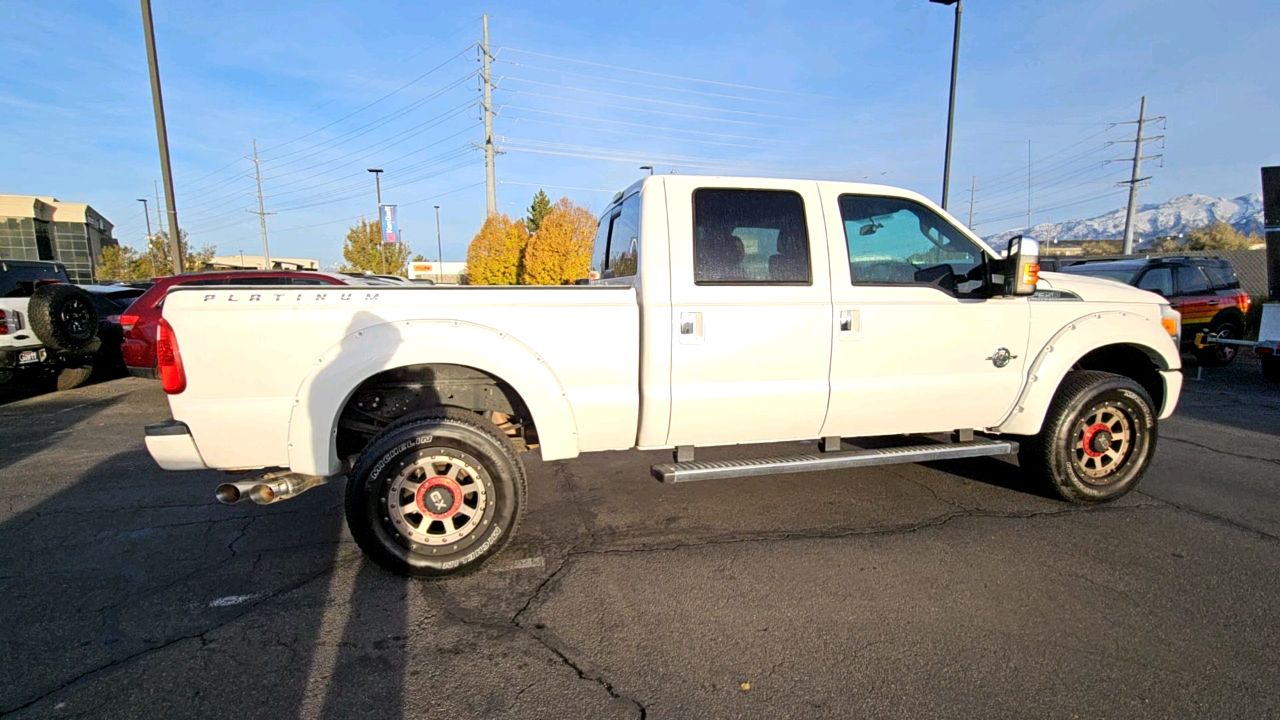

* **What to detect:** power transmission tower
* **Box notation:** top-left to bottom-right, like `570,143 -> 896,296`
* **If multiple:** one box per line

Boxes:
246,138 -> 275,269
1026,140 -> 1033,233
1109,96 -> 1165,255
967,176 -> 976,229
154,181 -> 167,237
479,14 -> 498,216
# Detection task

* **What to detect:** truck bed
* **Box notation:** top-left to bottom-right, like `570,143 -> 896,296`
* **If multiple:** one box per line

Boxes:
161,284 -> 640,472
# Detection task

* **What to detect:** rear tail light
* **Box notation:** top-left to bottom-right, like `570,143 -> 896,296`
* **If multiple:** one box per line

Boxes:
0,309 -> 9,335
120,314 -> 140,333
156,318 -> 187,394
1240,294 -> 1252,315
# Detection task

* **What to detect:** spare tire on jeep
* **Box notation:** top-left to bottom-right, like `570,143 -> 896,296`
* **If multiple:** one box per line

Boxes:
29,283 -> 98,353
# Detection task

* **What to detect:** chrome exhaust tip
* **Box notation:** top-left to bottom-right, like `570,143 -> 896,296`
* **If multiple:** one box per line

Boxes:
248,474 -> 328,505
215,480 -> 258,504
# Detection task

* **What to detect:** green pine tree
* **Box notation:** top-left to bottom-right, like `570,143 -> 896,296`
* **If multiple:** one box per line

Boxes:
526,189 -> 553,234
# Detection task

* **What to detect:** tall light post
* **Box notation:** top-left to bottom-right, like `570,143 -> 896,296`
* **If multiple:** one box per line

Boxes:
140,0 -> 183,274
367,168 -> 385,274
137,198 -> 157,276
930,0 -> 962,211
434,205 -> 444,284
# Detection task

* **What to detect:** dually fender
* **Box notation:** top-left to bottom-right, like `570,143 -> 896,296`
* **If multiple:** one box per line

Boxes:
287,319 -> 580,476
994,309 -> 1180,436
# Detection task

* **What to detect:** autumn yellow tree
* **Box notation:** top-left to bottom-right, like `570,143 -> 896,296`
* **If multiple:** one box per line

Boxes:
95,245 -> 149,282
465,214 -> 529,285
135,230 -> 216,275
339,219 -> 413,276
521,198 -> 596,285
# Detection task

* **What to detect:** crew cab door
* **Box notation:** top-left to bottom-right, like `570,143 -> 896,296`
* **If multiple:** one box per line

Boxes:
819,189 -> 1030,437
665,181 -> 832,446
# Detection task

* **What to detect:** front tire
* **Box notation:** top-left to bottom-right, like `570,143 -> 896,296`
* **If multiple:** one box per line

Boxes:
1019,371 -> 1157,504
345,407 -> 526,577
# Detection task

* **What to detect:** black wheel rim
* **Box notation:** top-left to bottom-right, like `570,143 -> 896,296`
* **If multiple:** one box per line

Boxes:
60,299 -> 93,338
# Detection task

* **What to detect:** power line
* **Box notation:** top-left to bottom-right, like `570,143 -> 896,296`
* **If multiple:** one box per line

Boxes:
501,76 -> 802,120
494,59 -> 782,104
500,46 -> 835,98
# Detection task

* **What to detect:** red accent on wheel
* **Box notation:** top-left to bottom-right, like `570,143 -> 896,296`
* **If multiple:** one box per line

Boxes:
1081,423 -> 1111,458
415,476 -> 464,520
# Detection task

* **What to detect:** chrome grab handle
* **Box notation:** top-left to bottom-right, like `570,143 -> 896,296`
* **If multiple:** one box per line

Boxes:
839,310 -> 853,332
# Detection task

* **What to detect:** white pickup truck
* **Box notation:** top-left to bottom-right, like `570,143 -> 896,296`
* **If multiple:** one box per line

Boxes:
145,176 -> 1183,576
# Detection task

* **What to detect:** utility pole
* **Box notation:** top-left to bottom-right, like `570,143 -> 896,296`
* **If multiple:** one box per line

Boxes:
140,0 -> 183,274
1113,96 -> 1165,255
966,176 -> 976,229
480,14 -> 498,216
434,205 -> 444,284
368,168 -> 386,274
247,139 -> 274,269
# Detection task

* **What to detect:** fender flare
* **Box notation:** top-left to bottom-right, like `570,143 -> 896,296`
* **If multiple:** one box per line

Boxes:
994,310 -> 1180,436
287,319 -> 579,476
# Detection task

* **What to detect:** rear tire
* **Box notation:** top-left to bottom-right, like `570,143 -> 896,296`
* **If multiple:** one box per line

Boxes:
1019,370 -> 1157,504
1195,318 -> 1242,367
344,407 -> 525,577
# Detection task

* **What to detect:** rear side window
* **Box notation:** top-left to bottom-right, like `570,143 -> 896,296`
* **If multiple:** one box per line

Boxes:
290,277 -> 329,285
1137,267 -> 1173,296
1175,266 -> 1211,295
692,189 -> 810,284
606,194 -> 640,278
1202,264 -> 1239,290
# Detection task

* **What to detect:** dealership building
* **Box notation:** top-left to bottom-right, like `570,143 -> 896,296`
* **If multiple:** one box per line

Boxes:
0,195 -> 116,284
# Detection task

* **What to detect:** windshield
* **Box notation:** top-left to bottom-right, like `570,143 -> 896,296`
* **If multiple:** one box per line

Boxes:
1060,265 -> 1137,285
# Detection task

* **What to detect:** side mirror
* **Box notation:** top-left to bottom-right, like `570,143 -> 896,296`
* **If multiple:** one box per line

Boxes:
1004,235 -> 1040,296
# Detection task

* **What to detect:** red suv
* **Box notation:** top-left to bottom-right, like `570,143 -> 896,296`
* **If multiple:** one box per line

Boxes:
1059,256 -> 1251,366
121,270 -> 350,378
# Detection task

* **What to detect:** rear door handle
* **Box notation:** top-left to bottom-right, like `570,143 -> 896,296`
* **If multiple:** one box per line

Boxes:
1207,299 -> 1219,306
679,311 -> 703,344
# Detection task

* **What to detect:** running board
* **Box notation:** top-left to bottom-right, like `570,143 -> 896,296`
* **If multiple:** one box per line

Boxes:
650,437 -> 1018,484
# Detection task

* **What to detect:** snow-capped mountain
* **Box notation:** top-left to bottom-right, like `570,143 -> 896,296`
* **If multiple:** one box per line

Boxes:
984,193 -> 1263,248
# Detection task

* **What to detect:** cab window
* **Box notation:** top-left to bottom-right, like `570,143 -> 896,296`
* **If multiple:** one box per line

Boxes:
692,189 -> 810,284
838,195 -> 985,296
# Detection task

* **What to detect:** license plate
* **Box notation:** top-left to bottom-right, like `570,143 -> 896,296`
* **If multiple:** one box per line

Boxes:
18,349 -> 41,365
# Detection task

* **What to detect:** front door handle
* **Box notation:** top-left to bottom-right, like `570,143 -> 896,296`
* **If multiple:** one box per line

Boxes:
838,309 -> 860,341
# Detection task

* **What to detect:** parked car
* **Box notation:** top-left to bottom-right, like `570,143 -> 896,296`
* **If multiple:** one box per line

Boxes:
145,175 -> 1182,577
120,270 -> 350,378
1055,255 -> 1250,366
83,285 -> 148,380
0,260 -> 107,390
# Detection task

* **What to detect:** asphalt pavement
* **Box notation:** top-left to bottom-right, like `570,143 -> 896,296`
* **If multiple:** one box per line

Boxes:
1,358 -> 1279,719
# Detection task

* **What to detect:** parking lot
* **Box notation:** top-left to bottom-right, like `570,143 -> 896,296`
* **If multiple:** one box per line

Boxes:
2,360 -> 1279,719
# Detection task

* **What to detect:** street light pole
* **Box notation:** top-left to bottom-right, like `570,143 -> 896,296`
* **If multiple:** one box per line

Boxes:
368,168 -> 385,275
434,205 -> 444,284
137,198 -> 156,277
930,0 -> 962,211
140,0 -> 184,274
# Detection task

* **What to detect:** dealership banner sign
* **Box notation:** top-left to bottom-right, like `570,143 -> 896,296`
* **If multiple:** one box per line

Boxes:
381,204 -> 399,243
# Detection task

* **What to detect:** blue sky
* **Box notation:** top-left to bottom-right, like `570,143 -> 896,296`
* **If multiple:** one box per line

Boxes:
2,0 -> 1277,267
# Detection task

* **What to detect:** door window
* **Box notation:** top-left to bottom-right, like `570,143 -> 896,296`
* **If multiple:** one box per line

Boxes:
692,189 -> 810,284
838,195 -> 984,296
1137,267 -> 1173,296
1175,266 -> 1211,295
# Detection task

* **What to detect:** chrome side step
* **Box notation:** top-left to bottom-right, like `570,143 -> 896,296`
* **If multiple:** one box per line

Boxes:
650,437 -> 1018,484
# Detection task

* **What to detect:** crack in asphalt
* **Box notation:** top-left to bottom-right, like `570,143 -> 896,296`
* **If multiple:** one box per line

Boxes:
1138,491 -> 1280,544
1163,435 -> 1280,466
